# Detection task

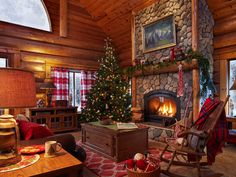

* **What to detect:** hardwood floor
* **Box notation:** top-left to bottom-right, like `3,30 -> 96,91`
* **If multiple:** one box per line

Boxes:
69,130 -> 236,177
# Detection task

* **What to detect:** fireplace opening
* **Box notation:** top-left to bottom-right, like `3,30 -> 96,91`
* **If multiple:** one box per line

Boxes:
144,90 -> 180,127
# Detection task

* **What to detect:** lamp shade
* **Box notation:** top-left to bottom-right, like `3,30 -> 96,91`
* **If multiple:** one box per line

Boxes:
230,78 -> 236,90
0,68 -> 36,108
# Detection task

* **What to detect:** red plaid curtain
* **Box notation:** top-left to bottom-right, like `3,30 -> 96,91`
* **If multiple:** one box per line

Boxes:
51,67 -> 69,102
81,71 -> 96,108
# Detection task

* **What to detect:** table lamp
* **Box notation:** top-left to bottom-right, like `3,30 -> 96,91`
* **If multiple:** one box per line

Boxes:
40,78 -> 56,107
0,68 -> 36,167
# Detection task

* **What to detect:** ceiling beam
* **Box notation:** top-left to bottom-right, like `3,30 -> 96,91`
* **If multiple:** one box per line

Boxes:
60,0 -> 68,37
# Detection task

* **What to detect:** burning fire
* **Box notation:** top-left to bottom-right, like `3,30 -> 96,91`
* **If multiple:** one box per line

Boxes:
148,97 -> 177,118
158,102 -> 174,117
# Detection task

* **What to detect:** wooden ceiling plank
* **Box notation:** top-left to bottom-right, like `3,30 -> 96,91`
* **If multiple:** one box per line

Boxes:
103,0 -> 129,15
97,11 -> 132,27
69,0 -> 83,7
79,0 -> 97,9
132,0 -> 159,13
92,0 -> 119,19
85,0 -> 108,13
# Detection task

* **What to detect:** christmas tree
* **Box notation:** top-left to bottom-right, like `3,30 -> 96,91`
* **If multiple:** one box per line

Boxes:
81,39 -> 131,122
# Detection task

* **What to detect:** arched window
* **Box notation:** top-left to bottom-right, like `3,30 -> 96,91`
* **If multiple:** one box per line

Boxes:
0,0 -> 51,32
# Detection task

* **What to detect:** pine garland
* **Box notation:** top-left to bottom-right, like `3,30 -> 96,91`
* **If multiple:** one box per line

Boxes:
124,49 -> 211,96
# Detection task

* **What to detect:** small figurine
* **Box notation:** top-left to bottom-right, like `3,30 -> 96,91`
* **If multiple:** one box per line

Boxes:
37,99 -> 45,108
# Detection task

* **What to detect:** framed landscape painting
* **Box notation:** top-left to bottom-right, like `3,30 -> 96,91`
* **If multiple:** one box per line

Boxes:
142,14 -> 176,53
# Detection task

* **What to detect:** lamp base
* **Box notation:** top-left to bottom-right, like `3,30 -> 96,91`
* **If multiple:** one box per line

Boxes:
0,153 -> 21,167
0,109 -> 21,167
46,92 -> 53,107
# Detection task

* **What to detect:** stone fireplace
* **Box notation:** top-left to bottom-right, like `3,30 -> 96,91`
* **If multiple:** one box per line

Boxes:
135,71 -> 193,127
144,90 -> 180,126
132,0 -> 214,128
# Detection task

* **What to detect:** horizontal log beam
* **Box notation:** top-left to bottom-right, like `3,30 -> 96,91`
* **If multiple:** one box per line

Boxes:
214,31 -> 236,49
214,14 -> 236,35
0,36 -> 103,60
21,51 -> 99,70
0,23 -> 105,51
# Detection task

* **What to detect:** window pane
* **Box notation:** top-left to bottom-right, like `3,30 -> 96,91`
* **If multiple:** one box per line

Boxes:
0,58 -> 7,68
0,0 -> 51,31
68,71 -> 81,112
75,73 -> 82,111
229,60 -> 236,116
69,72 -> 75,107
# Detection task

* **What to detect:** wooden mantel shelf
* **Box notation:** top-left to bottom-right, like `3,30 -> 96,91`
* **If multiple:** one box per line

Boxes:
134,59 -> 198,77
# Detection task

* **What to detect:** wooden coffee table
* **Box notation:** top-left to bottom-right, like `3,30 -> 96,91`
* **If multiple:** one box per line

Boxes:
2,148 -> 82,177
81,122 -> 148,162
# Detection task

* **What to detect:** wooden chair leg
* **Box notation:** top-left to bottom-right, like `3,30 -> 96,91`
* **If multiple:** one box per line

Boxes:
167,150 -> 176,172
160,144 -> 169,158
196,155 -> 201,177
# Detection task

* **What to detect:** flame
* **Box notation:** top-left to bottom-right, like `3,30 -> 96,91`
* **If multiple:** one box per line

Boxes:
157,102 -> 175,117
169,103 -> 173,116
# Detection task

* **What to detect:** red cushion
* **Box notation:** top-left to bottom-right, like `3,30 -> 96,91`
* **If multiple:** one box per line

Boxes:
17,120 -> 53,140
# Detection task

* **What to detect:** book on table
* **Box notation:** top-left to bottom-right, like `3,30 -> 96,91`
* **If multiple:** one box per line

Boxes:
116,122 -> 138,129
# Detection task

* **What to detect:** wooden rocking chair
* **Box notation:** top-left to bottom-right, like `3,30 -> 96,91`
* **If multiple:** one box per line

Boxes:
160,95 -> 229,177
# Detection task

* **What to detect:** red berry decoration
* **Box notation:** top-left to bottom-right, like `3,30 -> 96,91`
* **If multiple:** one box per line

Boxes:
136,159 -> 147,171
125,159 -> 134,169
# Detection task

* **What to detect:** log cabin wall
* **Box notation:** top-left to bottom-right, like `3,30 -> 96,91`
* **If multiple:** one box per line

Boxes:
207,0 -> 236,109
0,0 -> 106,104
79,0 -> 159,67
0,0 -> 107,116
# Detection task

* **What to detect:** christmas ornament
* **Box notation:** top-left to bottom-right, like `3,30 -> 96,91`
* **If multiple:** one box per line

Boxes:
133,153 -> 145,161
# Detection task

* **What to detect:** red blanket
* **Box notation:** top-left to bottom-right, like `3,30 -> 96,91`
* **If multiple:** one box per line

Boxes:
193,97 -> 228,165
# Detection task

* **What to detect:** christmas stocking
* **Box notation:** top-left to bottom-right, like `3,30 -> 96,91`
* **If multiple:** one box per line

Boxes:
177,64 -> 184,97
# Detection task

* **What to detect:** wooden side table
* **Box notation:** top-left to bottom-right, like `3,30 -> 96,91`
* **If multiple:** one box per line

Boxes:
226,116 -> 236,143
2,148 -> 83,177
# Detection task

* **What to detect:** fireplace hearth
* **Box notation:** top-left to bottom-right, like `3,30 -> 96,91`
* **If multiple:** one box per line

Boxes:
144,90 -> 180,126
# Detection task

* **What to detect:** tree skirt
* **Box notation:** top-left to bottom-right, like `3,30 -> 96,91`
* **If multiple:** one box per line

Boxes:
0,154 -> 40,173
78,141 -> 172,177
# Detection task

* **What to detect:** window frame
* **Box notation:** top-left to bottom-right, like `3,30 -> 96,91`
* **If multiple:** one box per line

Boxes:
0,58 -> 8,68
68,70 -> 82,112
0,0 -> 52,32
228,59 -> 236,116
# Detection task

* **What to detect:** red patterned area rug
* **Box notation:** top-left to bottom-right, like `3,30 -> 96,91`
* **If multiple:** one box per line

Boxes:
78,141 -> 172,177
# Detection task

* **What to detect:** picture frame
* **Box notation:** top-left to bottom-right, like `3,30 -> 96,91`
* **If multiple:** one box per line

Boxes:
142,14 -> 176,53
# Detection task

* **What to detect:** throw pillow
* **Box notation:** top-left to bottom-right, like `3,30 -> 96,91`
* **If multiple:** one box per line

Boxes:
17,120 -> 53,140
187,128 -> 208,152
16,114 -> 29,122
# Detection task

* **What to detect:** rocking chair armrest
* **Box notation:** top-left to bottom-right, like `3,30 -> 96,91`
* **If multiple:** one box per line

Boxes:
178,130 -> 208,138
177,130 -> 191,138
